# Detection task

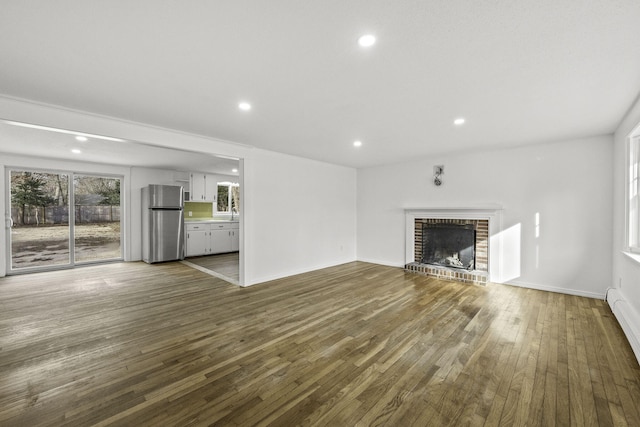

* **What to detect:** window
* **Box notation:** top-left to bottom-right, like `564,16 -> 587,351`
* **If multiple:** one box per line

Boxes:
216,182 -> 240,214
628,136 -> 640,253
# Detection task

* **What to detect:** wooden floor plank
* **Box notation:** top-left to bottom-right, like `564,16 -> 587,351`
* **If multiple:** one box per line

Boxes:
1,261 -> 639,426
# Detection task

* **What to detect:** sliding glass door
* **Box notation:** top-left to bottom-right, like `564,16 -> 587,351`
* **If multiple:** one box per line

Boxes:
7,168 -> 122,273
9,170 -> 71,270
74,175 -> 122,262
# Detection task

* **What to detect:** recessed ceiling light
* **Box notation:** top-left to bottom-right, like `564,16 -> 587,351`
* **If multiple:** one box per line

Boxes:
232,168 -> 238,173
75,136 -> 88,142
71,148 -> 81,154
358,34 -> 376,47
454,118 -> 465,125
353,140 -> 363,147
238,102 -> 251,111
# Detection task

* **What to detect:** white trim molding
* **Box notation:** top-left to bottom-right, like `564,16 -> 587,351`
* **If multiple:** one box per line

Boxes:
405,205 -> 504,283
622,250 -> 640,265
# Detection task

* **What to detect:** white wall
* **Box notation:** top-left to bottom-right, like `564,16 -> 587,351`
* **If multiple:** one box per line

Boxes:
357,136 -> 613,298
611,94 -> 640,362
242,148 -> 357,285
0,97 -> 358,285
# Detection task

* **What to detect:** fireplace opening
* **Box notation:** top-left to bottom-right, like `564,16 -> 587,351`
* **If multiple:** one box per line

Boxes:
422,223 -> 476,270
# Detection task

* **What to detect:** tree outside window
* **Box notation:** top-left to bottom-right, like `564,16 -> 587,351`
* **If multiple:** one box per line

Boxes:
11,171 -> 59,225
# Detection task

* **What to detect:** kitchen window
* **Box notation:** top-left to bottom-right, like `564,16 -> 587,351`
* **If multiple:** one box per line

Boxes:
628,135 -> 640,253
216,182 -> 240,214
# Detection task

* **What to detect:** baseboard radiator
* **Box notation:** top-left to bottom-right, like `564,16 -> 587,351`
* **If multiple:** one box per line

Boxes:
607,288 -> 640,365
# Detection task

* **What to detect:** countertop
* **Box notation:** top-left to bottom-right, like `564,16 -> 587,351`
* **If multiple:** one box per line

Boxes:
185,218 -> 239,224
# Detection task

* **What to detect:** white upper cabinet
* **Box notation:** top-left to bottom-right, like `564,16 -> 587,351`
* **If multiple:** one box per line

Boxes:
190,173 -> 217,202
190,173 -> 205,201
204,176 -> 217,201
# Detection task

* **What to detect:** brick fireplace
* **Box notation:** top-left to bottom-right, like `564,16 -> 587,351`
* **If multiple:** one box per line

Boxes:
404,207 -> 503,284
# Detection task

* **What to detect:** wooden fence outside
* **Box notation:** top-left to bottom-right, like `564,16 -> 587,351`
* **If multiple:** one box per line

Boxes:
11,206 -> 120,226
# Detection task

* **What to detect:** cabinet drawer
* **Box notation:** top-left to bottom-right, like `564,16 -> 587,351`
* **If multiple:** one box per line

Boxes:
186,223 -> 208,231
211,223 -> 234,230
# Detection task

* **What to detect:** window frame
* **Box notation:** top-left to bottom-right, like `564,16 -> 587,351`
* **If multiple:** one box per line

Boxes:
627,134 -> 640,254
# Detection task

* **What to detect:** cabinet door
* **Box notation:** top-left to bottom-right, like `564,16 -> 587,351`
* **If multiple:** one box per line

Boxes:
190,173 -> 206,201
230,229 -> 239,252
204,175 -> 217,202
186,229 -> 209,256
211,228 -> 232,254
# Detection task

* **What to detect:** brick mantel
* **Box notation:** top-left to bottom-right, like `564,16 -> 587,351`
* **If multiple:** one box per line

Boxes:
404,206 -> 504,283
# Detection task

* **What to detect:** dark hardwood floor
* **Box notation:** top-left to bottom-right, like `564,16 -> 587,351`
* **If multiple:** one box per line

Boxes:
0,261 -> 639,426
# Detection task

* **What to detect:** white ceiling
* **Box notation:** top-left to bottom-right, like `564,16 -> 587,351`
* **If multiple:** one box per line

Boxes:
1,1 -> 639,169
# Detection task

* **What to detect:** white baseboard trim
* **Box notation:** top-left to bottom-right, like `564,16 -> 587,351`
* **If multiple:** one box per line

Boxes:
356,258 -> 405,268
606,288 -> 640,365
246,258 -> 357,287
503,280 -> 605,300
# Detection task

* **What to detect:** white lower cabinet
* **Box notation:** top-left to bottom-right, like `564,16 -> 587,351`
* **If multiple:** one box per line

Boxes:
186,224 -> 210,256
186,222 -> 239,257
210,222 -> 239,254
230,228 -> 239,251
211,228 -> 232,253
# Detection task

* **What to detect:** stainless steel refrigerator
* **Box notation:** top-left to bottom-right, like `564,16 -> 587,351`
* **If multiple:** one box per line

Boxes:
142,184 -> 185,263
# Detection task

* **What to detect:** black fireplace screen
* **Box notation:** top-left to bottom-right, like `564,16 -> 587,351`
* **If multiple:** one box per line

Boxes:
422,223 -> 475,270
